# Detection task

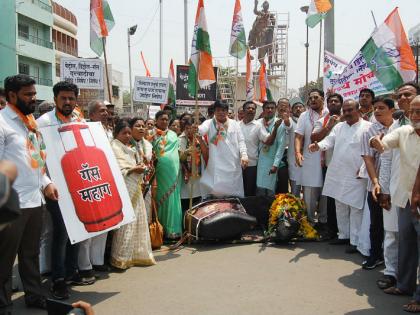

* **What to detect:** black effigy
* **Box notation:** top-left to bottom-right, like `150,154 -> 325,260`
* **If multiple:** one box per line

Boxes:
184,198 -> 258,241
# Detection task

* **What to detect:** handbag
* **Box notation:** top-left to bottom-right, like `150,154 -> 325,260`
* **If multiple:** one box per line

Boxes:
149,195 -> 163,250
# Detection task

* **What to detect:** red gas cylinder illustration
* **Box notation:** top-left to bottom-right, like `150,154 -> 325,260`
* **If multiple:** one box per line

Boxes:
58,123 -> 123,232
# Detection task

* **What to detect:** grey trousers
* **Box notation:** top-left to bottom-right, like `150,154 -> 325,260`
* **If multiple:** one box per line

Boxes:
289,180 -> 301,198
396,203 -> 420,301
303,186 -> 326,224
0,206 -> 44,307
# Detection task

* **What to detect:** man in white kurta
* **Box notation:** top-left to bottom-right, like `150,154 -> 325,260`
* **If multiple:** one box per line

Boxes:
295,89 -> 328,224
199,100 -> 248,198
239,101 -> 269,196
284,99 -> 305,197
310,100 -> 371,250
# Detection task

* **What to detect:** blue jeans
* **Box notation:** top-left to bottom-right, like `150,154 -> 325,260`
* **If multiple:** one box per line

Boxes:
46,199 -> 79,281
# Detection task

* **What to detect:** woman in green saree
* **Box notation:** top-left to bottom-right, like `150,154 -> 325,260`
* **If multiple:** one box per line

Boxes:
151,111 -> 182,239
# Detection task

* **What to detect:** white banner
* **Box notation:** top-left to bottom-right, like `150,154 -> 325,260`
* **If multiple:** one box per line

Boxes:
323,50 -> 348,93
60,58 -> 104,89
331,51 -> 388,100
148,105 -> 161,119
133,76 -> 169,103
39,122 -> 135,244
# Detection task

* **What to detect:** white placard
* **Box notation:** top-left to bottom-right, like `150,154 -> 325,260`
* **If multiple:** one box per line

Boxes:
148,105 -> 161,119
39,122 -> 135,244
60,58 -> 104,89
133,76 -> 169,103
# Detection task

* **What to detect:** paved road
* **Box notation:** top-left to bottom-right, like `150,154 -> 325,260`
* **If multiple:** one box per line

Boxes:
12,242 -> 409,315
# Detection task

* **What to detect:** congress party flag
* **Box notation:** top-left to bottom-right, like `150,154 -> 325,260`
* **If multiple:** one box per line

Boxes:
90,0 -> 115,57
246,49 -> 255,101
306,0 -> 332,28
167,59 -> 176,107
229,0 -> 246,59
332,8 -> 417,99
140,51 -> 152,77
259,62 -> 273,102
188,0 -> 216,97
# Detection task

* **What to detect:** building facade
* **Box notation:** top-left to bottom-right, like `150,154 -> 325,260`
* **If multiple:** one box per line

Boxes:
0,0 -> 55,101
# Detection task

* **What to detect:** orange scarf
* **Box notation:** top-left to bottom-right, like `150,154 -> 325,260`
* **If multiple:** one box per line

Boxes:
55,105 -> 84,124
8,104 -> 46,171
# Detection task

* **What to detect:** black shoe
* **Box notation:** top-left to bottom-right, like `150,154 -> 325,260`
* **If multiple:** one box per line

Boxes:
362,257 -> 385,270
329,238 -> 350,245
51,279 -> 69,300
25,295 -> 47,309
377,275 -> 396,289
93,264 -> 112,272
69,270 -> 96,286
345,245 -> 358,254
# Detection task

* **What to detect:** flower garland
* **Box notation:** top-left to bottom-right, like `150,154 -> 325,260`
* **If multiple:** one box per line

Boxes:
268,193 -> 318,240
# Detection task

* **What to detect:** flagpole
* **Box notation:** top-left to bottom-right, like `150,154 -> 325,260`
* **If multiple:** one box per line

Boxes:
317,19 -> 323,83
159,0 -> 163,78
234,41 -> 239,119
102,38 -> 112,103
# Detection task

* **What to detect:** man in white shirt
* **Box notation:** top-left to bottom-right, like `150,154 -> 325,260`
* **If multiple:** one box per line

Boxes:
88,100 -> 112,140
374,83 -> 418,290
240,101 -> 268,196
76,100 -> 112,281
37,81 -> 93,301
199,100 -> 248,198
295,89 -> 328,225
310,100 -> 370,253
0,75 -> 58,311
284,99 -> 305,197
370,96 -> 420,313
239,101 -> 279,196
311,93 -> 343,241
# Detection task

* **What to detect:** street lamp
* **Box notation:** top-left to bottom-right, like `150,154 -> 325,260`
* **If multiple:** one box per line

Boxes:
300,6 -> 309,89
128,25 -> 137,114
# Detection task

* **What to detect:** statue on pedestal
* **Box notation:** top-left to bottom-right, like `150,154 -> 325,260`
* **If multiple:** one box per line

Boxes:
248,0 -> 275,64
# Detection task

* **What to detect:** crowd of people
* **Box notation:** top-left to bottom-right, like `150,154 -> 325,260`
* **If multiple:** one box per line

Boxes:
0,74 -> 419,314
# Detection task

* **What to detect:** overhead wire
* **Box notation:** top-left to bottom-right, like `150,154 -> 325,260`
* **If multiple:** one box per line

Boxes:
131,3 -> 160,48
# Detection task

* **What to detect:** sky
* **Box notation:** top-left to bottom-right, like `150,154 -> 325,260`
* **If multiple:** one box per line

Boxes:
57,0 -> 420,92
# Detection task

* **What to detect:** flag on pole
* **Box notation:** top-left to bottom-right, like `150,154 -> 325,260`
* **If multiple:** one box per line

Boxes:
90,0 -> 115,56
361,7 -> 417,88
167,59 -> 176,107
332,8 -> 417,98
305,0 -> 332,28
188,0 -> 216,97
246,49 -> 255,101
259,62 -> 273,102
229,0 -> 246,59
140,51 -> 151,77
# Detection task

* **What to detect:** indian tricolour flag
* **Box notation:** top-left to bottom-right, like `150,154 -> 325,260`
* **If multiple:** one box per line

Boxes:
246,49 -> 254,101
167,59 -> 176,107
188,0 -> 215,97
360,8 -> 417,90
306,0 -> 332,28
90,0 -> 115,56
259,62 -> 273,102
229,0 -> 246,59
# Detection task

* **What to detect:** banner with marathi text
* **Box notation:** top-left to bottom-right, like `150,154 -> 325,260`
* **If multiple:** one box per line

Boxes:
39,122 -> 135,244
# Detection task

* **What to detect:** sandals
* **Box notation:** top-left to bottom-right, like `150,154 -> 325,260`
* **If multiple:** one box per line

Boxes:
384,286 -> 410,296
404,301 -> 420,313
377,275 -> 396,290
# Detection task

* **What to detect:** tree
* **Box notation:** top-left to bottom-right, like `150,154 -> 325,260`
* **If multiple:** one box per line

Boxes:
298,77 -> 323,102
122,90 -> 131,105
